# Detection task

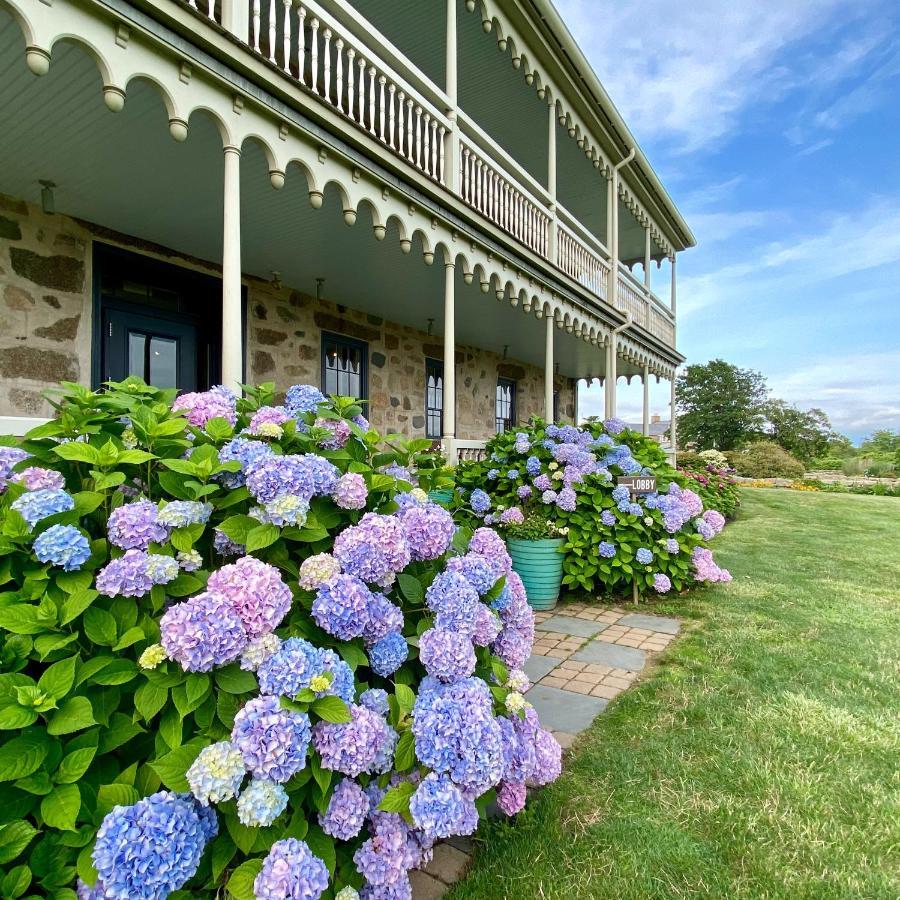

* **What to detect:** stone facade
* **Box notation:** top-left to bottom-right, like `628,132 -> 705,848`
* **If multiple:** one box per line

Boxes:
0,194 -> 575,438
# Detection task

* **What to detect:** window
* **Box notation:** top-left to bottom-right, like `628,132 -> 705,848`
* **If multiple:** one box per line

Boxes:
425,358 -> 444,439
496,377 -> 516,433
553,390 -> 560,424
321,332 -> 368,401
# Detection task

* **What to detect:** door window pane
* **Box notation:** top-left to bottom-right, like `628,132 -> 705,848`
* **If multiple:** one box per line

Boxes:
149,336 -> 177,388
127,332 -> 146,379
322,334 -> 367,400
496,378 -> 516,433
425,359 -> 443,439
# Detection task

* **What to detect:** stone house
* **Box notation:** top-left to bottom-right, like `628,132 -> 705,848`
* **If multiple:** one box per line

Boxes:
0,0 -> 693,460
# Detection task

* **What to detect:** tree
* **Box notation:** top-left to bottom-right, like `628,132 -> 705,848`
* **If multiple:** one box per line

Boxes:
859,429 -> 900,460
675,359 -> 767,451
762,400 -> 838,463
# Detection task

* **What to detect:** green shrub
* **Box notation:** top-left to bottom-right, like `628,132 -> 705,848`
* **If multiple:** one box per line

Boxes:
678,468 -> 741,519
730,441 -> 806,479
809,455 -> 845,471
674,451 -> 706,470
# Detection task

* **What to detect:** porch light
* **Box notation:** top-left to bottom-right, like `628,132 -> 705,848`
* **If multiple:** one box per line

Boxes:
316,278 -> 325,301
39,180 -> 55,215
271,271 -> 282,291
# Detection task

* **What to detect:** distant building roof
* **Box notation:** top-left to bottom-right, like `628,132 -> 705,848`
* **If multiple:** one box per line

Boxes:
626,417 -> 670,438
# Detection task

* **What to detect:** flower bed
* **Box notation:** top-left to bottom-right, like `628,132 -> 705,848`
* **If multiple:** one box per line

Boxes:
678,465 -> 741,519
455,419 -> 732,598
0,380 -> 561,900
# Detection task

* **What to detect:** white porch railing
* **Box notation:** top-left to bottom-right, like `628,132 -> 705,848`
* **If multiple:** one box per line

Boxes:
616,268 -> 648,327
458,139 -> 549,258
557,215 -> 609,300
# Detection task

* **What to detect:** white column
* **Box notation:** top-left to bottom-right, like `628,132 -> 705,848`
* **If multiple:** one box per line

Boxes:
604,338 -> 617,419
544,313 -> 554,422
642,363 -> 650,436
443,262 -> 457,462
221,145 -> 243,390
644,226 -> 651,290
547,101 -> 557,262
445,0 -> 460,194
221,0 -> 249,43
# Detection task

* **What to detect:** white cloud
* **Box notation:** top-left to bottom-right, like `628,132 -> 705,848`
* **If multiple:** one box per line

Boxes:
554,0 -> 864,152
770,353 -> 900,434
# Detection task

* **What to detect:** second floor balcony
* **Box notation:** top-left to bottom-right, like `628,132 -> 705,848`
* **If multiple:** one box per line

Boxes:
165,0 -> 689,353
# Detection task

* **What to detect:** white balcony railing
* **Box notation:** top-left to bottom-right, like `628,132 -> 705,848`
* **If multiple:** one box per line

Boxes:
177,0 -> 677,348
458,139 -> 549,258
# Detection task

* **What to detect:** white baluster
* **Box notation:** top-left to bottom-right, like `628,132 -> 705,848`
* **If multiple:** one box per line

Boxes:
357,58 -> 366,125
346,47 -> 356,118
461,147 -> 469,201
268,0 -> 277,63
438,126 -> 446,183
368,67 -> 377,135
378,76 -> 387,142
310,18 -> 319,94
252,0 -> 261,52
423,114 -> 432,175
397,92 -> 405,155
388,84 -> 396,148
415,107 -> 423,169
188,0 -> 198,9
430,119 -> 438,179
335,39 -> 344,112
406,99 -> 414,161
282,0 -> 292,73
297,6 -> 306,84
323,29 -> 332,103
207,0 -> 216,21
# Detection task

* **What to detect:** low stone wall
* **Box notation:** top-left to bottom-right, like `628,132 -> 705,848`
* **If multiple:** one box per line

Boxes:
0,194 -> 575,439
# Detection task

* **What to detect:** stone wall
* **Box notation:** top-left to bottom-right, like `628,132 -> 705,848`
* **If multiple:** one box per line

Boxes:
0,195 -> 92,417
0,194 -> 575,437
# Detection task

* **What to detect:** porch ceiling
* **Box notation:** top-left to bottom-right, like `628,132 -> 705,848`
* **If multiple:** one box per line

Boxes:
0,11 -> 643,381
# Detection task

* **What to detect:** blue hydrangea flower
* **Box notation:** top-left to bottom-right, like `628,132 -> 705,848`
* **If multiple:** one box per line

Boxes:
284,384 -> 327,416
636,547 -> 653,565
255,838 -> 329,900
598,541 -> 616,559
11,488 -> 74,529
611,485 -> 630,504
231,695 -> 311,783
313,704 -> 392,777
409,772 -> 478,840
359,688 -> 390,718
600,509 -> 616,526
419,629 -> 476,683
237,779 -> 288,827
486,469 -> 499,480
187,741 -> 245,805
666,538 -> 680,554
369,632 -> 408,677
145,554 -> 179,585
218,437 -> 274,487
107,499 -> 168,549
318,777 -> 370,840
506,469 -> 520,480
32,524 -> 90,571
313,574 -> 373,640
318,648 -> 356,703
470,489 -> 491,515
525,455 -> 542,476
628,502 -> 643,516
257,637 -> 324,699
92,791 -> 213,900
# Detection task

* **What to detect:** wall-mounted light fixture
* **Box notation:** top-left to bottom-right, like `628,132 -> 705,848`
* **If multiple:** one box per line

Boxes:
502,345 -> 509,360
39,180 -> 55,215
271,271 -> 283,291
315,278 -> 325,302
426,318 -> 434,336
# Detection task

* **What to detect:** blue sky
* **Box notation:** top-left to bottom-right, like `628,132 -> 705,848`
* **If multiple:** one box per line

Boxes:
564,0 -> 900,442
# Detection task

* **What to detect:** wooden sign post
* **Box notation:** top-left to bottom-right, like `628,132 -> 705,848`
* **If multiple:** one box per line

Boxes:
616,475 -> 657,497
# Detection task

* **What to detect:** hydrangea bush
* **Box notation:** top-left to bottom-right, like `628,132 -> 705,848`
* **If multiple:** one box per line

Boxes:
455,418 -> 731,597
0,380 -> 560,900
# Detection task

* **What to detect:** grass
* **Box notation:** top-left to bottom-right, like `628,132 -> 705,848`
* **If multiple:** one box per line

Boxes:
452,489 -> 900,899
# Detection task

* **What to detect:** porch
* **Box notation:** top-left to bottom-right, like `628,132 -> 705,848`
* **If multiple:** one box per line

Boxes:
0,0 -> 679,457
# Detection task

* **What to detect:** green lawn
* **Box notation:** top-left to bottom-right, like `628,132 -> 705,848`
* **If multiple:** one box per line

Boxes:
452,489 -> 900,899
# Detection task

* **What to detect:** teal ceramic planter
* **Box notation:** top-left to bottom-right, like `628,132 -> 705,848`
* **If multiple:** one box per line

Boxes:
428,489 -> 454,507
507,537 -> 565,611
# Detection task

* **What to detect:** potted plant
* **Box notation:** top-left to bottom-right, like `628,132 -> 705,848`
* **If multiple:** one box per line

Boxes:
502,512 -> 567,611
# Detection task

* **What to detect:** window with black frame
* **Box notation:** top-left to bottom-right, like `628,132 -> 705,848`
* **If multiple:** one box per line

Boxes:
321,333 -> 368,402
425,358 -> 444,439
496,377 -> 516,433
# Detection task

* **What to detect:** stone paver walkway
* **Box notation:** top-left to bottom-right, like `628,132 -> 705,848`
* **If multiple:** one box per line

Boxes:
410,601 -> 683,898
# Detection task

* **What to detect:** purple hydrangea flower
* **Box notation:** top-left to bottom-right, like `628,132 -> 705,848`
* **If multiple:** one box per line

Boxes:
207,555 -> 293,639
496,779 -> 527,816
444,554 -> 495,596
419,629 -> 476,683
214,528 -> 244,556
499,507 -> 524,525
217,437 -> 274,487
33,524 -> 90,571
603,417 -> 626,435
248,405 -> 291,433
471,604 -> 501,647
254,838 -> 329,900
313,574 -> 372,640
399,504 -> 455,561
173,386 -> 237,427
315,417 -> 352,450
541,489 -> 558,505
598,541 -> 616,559
652,573 -> 672,594
92,791 -> 213,900
0,446 -> 29,491
245,454 -> 317,504
517,485 -> 532,500
601,509 -> 616,526
95,549 -> 156,598
362,593 -> 404,645
333,472 -> 369,510
161,592 -> 248,671
469,489 -> 491,515
257,637 -> 324,699
12,466 -> 65,491
319,777 -> 370,840
468,528 -> 511,574
232,696 -> 311,783
666,538 -> 680,554
313,703 -> 392,777
107,499 -> 168,550
359,688 -> 390,717
333,514 -> 411,585
556,488 -> 577,511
